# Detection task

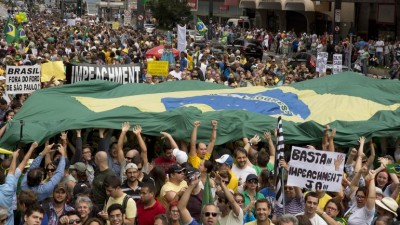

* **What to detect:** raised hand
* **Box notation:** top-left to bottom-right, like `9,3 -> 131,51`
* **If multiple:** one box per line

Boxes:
358,136 -> 366,145
263,131 -> 271,141
350,148 -> 357,157
132,125 -> 142,135
250,134 -> 261,145
60,131 -> 68,141
160,131 -> 171,139
211,120 -> 217,128
334,155 -> 344,171
194,121 -> 201,127
121,122 -> 130,132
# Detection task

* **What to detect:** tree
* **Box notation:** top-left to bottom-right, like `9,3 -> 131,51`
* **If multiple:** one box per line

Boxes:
147,0 -> 193,29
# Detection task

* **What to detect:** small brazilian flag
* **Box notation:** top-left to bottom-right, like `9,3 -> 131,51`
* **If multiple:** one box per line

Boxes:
15,24 -> 27,42
3,18 -> 16,44
196,18 -> 207,36
387,164 -> 400,174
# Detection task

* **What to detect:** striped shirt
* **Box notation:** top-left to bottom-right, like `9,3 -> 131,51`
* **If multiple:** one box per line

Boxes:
273,195 -> 305,217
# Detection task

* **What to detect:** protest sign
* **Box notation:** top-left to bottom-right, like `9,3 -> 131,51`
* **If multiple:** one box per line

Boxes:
333,54 -> 342,74
6,65 -> 41,94
147,61 -> 169,76
41,61 -> 66,82
65,63 -> 141,84
317,52 -> 328,74
287,146 -> 345,192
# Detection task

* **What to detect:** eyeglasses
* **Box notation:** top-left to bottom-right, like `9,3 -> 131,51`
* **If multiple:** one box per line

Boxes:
356,195 -> 365,199
235,199 -> 244,203
326,206 -> 338,211
204,212 -> 218,217
247,179 -> 258,184
68,219 -> 81,224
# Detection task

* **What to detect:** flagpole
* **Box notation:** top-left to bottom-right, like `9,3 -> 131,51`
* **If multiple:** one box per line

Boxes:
281,165 -> 285,215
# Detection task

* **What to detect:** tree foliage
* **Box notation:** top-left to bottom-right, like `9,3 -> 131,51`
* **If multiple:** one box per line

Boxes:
147,0 -> 193,29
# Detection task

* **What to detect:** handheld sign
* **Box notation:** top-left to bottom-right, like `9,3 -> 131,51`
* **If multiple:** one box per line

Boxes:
333,54 -> 342,74
6,65 -> 41,94
317,52 -> 328,74
287,146 -> 345,192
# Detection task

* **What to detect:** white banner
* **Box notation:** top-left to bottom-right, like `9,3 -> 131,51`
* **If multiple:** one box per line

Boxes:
177,25 -> 187,54
6,65 -> 41,94
333,54 -> 342,74
317,52 -> 328,74
287,146 -> 345,192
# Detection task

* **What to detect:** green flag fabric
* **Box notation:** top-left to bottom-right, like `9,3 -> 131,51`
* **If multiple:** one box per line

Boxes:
3,18 -> 16,44
16,24 -> 27,42
387,164 -> 400,174
196,18 -> 207,36
201,174 -> 214,222
0,72 -> 400,150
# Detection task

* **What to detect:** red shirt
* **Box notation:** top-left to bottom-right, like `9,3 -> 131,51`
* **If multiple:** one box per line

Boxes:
154,156 -> 176,172
137,200 -> 166,225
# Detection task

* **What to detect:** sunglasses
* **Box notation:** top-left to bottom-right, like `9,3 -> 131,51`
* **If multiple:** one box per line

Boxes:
175,171 -> 185,174
247,179 -> 258,184
204,212 -> 218,217
68,219 -> 81,224
125,157 -> 133,161
47,168 -> 55,172
222,180 -> 229,184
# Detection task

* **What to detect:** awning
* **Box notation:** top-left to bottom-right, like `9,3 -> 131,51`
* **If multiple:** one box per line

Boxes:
258,0 -> 283,10
284,0 -> 315,11
239,0 -> 259,8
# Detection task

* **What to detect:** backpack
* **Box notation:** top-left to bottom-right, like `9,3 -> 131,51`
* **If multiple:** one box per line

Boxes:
105,194 -> 133,211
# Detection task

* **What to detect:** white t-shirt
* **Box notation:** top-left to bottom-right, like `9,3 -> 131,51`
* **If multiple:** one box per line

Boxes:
344,193 -> 375,225
296,213 -> 327,225
375,40 -> 384,52
231,164 -> 257,182
169,70 -> 182,80
218,208 -> 244,225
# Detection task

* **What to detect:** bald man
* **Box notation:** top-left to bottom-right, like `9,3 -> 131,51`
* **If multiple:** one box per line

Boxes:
92,151 -> 115,210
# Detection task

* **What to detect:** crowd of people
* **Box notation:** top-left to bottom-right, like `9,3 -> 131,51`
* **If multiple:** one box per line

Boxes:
0,7 -> 400,225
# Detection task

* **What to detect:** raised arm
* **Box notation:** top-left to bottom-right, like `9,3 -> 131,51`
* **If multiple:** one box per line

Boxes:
322,125 -> 329,151
365,140 -> 375,169
60,131 -> 68,152
243,135 -> 260,157
8,150 -> 20,175
190,121 -> 201,157
71,130 -> 82,164
206,120 -> 217,154
349,166 -> 367,197
328,128 -> 336,152
354,137 -> 366,173
367,169 -> 376,210
160,131 -> 178,149
178,177 -> 200,224
133,125 -> 148,166
118,122 -> 131,164
17,142 -> 38,172
215,172 -> 241,216
264,131 -> 276,166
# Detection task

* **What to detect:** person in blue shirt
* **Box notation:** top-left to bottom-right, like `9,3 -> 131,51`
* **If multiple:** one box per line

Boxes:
180,52 -> 188,72
0,142 -> 37,225
21,143 -> 66,202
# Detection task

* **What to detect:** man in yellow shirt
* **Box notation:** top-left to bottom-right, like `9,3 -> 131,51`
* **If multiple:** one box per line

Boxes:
216,154 -> 238,192
189,120 -> 217,169
159,164 -> 188,208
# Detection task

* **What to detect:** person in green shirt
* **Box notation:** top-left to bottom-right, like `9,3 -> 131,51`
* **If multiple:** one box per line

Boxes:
243,174 -> 265,208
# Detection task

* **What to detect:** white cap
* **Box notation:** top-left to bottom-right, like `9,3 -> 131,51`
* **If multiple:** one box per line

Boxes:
173,148 -> 188,164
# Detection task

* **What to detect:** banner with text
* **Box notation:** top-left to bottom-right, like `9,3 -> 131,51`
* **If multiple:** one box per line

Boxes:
333,54 -> 342,74
317,52 -> 328,74
147,61 -> 169,76
6,65 -> 41,94
65,63 -> 141,84
287,146 -> 345,192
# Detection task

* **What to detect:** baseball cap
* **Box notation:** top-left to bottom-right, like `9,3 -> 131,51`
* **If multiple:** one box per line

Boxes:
246,174 -> 258,182
71,162 -> 87,173
167,164 -> 186,174
215,154 -> 233,167
125,163 -> 138,171
186,167 -> 199,178
73,183 -> 91,196
54,182 -> 67,192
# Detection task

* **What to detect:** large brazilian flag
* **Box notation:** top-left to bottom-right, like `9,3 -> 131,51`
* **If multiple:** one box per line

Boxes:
0,72 -> 399,150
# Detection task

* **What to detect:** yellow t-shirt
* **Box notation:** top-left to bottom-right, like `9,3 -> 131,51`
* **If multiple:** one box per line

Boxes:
105,193 -> 137,225
189,153 -> 211,169
159,181 -> 188,208
245,219 -> 275,225
227,170 -> 238,193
